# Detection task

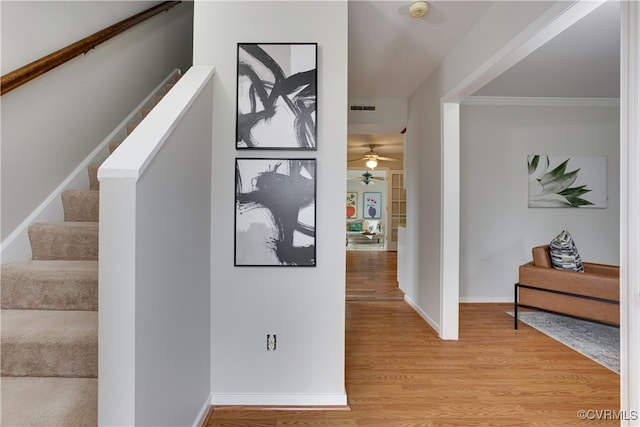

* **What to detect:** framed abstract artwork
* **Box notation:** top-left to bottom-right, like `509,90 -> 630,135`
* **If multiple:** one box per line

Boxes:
235,158 -> 316,266
236,43 -> 317,150
363,192 -> 382,219
527,154 -> 607,208
346,192 -> 357,218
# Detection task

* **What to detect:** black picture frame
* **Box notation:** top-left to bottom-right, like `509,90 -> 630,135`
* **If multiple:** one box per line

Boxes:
236,43 -> 318,150
235,158 -> 317,266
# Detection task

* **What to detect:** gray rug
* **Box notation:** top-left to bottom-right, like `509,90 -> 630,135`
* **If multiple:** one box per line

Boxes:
346,242 -> 385,251
511,311 -> 620,373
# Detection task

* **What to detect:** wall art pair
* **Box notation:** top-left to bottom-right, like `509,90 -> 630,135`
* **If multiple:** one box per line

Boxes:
234,43 -> 318,267
346,192 -> 382,219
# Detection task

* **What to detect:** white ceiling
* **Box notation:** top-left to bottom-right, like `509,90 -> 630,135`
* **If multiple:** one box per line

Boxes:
474,0 -> 620,98
346,0 -> 621,163
348,0 -> 495,99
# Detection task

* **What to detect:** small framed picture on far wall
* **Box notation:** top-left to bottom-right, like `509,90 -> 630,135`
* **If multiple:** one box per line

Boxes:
347,192 -> 357,218
363,192 -> 381,219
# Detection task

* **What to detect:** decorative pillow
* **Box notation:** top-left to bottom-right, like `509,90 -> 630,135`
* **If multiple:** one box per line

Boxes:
348,221 -> 362,232
549,230 -> 584,272
366,220 -> 380,233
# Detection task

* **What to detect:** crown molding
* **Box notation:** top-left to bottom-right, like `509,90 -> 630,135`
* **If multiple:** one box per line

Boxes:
462,96 -> 620,107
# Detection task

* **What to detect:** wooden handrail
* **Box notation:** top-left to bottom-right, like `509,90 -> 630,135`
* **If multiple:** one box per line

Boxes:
0,1 -> 181,96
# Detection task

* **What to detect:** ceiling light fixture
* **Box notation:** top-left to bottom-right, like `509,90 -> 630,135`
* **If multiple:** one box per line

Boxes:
366,158 -> 378,169
409,0 -> 429,18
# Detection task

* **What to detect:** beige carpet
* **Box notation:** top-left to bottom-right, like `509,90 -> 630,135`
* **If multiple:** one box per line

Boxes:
0,71 -> 180,426
1,377 -> 97,426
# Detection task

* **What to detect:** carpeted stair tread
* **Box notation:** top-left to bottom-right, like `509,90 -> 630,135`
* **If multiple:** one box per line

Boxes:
62,190 -> 99,222
1,310 -> 98,377
29,222 -> 98,261
1,377 -> 97,426
1,260 -> 98,311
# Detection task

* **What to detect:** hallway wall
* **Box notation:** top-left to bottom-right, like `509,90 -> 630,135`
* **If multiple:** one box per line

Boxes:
459,102 -> 620,301
1,1 -> 194,241
193,0 -> 348,405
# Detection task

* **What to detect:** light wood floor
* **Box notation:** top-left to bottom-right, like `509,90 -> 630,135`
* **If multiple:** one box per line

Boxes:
206,251 -> 620,426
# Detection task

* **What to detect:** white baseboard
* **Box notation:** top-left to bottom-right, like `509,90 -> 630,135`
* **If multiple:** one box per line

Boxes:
193,393 -> 213,427
459,297 -> 514,303
404,295 -> 440,335
211,392 -> 348,407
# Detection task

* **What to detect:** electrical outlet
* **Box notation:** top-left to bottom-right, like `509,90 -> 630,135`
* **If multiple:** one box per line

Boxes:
267,334 -> 277,351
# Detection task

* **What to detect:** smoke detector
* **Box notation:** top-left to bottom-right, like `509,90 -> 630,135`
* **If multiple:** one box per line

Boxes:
409,0 -> 429,18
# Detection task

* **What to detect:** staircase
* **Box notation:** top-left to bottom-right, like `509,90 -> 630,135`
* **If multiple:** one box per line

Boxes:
0,72 -> 181,426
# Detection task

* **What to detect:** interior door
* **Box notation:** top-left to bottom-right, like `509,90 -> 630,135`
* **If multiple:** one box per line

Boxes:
386,170 -> 406,251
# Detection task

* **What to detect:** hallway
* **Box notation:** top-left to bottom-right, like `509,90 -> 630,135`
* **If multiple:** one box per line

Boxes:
346,251 -> 404,301
206,251 -> 620,426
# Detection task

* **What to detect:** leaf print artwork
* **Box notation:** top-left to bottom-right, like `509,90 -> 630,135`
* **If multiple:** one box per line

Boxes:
527,155 -> 599,208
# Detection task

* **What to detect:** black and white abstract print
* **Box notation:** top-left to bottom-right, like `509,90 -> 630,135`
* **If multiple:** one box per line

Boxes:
235,158 -> 316,266
236,43 -> 317,150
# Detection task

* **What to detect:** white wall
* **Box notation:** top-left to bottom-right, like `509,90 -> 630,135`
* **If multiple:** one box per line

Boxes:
404,1 -> 575,335
459,101 -> 620,302
98,66 -> 214,427
348,97 -> 407,134
193,1 -> 348,405
1,1 -> 193,241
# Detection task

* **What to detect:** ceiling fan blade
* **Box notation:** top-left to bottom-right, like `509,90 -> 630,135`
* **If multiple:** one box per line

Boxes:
347,157 -> 366,163
376,156 -> 401,161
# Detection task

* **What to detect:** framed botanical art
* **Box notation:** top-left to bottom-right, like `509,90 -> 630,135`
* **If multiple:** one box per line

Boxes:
363,192 -> 382,219
346,192 -> 357,218
236,43 -> 317,150
527,154 -> 607,208
235,158 -> 316,266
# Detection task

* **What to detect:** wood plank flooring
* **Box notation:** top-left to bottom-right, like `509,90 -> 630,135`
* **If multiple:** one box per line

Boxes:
346,251 -> 404,301
206,251 -> 620,426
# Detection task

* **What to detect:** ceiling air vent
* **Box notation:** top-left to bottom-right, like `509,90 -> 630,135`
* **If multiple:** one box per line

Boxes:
350,105 -> 376,111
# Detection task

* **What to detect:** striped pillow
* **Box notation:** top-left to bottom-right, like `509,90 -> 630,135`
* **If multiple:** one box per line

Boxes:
549,230 -> 584,272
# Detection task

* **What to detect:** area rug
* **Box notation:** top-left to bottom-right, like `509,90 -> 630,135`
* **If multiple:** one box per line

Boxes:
511,311 -> 620,373
346,242 -> 385,251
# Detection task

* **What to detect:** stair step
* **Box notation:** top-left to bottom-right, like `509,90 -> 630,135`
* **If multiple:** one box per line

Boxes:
1,260 -> 98,311
62,190 -> 99,222
88,163 -> 99,191
1,310 -> 98,377
29,222 -> 98,261
1,377 -> 97,426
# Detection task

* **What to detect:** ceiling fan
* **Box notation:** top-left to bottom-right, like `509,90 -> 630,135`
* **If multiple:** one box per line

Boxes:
348,170 -> 385,185
348,144 -> 400,169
